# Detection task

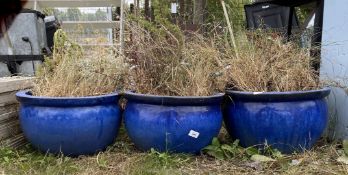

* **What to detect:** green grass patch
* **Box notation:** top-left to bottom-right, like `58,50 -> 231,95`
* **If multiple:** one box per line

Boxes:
0,144 -> 78,174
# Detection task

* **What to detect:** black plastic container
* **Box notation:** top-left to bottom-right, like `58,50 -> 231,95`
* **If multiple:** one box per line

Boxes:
0,9 -> 48,76
245,2 -> 299,30
45,16 -> 60,50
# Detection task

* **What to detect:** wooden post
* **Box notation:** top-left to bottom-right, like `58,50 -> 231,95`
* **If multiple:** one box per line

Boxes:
179,0 -> 185,24
134,0 -> 140,16
119,0 -> 125,55
193,0 -> 204,25
137,0 -> 140,10
221,0 -> 239,58
145,0 -> 150,20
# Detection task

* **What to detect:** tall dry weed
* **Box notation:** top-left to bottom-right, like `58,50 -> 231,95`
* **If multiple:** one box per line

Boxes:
223,31 -> 320,92
33,29 -> 128,97
33,21 -> 320,97
126,19 -> 227,96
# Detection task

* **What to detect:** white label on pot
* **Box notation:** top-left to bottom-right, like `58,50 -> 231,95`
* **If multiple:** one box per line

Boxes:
188,130 -> 200,138
171,3 -> 177,14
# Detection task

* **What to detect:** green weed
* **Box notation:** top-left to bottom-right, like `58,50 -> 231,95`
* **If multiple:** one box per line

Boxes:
126,148 -> 191,175
203,137 -> 284,161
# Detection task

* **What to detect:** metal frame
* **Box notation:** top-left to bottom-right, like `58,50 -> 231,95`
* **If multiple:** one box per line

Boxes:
23,0 -> 125,54
263,0 -> 323,41
61,21 -> 120,29
0,55 -> 44,62
263,0 -> 324,70
25,0 -> 121,8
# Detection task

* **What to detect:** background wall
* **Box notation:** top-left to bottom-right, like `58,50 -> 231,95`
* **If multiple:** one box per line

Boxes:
320,0 -> 348,140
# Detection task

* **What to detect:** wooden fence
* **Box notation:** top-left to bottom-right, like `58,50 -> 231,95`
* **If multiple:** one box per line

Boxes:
0,77 -> 34,148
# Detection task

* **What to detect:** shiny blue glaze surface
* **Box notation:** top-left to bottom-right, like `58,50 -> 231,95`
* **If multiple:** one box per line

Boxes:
124,92 -> 224,153
16,91 -> 121,156
224,88 -> 331,153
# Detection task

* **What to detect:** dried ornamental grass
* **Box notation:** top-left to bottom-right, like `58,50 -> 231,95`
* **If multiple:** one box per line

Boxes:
126,20 -> 227,97
224,31 -> 320,92
33,29 -> 128,97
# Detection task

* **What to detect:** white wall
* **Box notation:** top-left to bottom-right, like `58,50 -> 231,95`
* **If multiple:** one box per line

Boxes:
321,0 -> 348,140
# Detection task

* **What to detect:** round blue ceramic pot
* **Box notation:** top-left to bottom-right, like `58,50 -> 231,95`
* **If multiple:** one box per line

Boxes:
224,88 -> 331,153
16,90 -> 122,156
124,92 -> 224,154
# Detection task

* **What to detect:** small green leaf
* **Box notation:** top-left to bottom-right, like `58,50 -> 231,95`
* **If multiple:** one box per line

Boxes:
203,145 -> 218,151
211,138 -> 221,147
221,144 -> 237,155
3,157 -> 9,163
5,150 -> 13,155
246,147 -> 259,156
222,149 -> 232,159
206,150 -> 225,160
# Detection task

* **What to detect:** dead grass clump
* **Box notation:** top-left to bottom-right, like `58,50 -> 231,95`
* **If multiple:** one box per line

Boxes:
224,31 -> 320,92
126,19 -> 227,96
33,29 -> 128,97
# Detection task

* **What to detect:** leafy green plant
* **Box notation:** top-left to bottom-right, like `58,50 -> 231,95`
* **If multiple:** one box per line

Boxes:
0,147 -> 16,164
203,137 -> 255,160
149,148 -> 174,167
203,137 -> 284,161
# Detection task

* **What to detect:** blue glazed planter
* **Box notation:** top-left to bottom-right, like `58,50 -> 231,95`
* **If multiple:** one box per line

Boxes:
124,92 -> 224,154
224,88 -> 331,153
16,90 -> 122,156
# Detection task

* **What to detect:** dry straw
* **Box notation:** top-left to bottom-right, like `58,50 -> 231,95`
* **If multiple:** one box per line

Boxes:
33,22 -> 320,97
223,31 -> 320,92
125,19 -> 228,96
127,21 -> 320,95
33,29 -> 128,97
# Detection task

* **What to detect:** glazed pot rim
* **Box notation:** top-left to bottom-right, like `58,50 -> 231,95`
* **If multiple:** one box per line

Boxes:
124,91 -> 225,106
16,90 -> 120,107
225,87 -> 331,102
